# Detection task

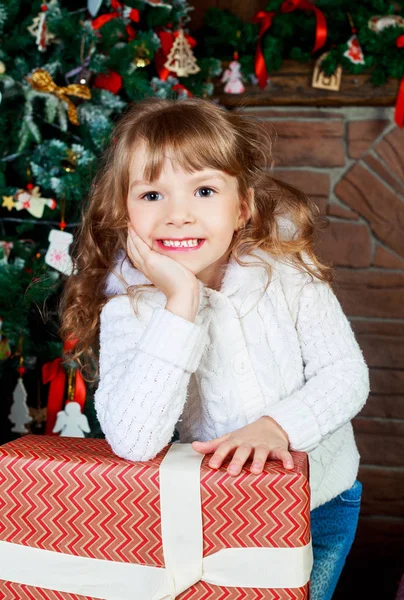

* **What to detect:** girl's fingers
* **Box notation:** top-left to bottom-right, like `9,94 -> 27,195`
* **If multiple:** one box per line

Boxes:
251,445 -> 271,474
268,446 -> 294,470
227,444 -> 253,476
192,433 -> 231,455
206,440 -> 234,469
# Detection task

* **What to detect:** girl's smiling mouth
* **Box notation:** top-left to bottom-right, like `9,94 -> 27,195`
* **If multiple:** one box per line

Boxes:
156,239 -> 206,251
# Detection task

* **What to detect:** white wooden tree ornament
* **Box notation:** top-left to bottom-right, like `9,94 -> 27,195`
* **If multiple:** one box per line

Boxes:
9,377 -> 32,434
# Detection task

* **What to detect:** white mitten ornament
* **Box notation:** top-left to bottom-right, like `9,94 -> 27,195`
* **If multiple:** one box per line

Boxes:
45,229 -> 76,276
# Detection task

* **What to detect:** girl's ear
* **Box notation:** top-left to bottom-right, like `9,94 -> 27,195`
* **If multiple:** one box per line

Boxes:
240,188 -> 253,225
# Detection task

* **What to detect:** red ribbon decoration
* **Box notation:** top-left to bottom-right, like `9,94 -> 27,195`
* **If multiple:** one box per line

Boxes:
172,83 -> 193,97
42,339 -> 86,436
252,11 -> 276,90
155,29 -> 197,83
396,35 -> 404,128
92,0 -> 139,41
281,0 -> 327,53
253,1 -> 327,90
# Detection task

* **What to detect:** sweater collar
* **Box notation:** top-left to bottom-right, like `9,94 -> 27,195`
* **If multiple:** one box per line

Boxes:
104,247 -> 271,300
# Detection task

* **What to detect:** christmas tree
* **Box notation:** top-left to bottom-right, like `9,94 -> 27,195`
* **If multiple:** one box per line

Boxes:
0,0 -> 222,444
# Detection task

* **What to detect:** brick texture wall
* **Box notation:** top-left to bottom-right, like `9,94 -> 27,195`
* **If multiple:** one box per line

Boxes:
242,106 -> 404,599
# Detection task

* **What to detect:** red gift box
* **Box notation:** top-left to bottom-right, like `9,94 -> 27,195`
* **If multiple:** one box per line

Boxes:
0,435 -> 312,599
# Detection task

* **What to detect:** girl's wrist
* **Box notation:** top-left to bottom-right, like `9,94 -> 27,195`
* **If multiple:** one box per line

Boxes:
261,415 -> 290,446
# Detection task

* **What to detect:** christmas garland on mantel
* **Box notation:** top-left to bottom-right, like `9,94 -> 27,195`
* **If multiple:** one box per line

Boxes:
200,1 -> 404,125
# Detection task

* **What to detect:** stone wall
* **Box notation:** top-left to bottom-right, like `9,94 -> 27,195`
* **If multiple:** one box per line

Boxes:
242,106 -> 404,597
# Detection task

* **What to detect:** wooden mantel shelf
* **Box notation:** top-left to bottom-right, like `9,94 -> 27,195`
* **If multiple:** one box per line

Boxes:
213,60 -> 399,108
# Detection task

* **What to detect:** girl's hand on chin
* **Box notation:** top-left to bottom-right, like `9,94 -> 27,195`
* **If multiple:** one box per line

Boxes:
192,416 -> 294,476
127,224 -> 200,299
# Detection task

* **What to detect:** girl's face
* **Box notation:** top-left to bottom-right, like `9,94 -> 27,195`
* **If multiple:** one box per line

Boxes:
127,139 -> 250,290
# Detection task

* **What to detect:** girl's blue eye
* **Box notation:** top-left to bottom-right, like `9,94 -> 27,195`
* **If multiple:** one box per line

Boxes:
141,187 -> 216,202
141,191 -> 162,202
195,187 -> 215,197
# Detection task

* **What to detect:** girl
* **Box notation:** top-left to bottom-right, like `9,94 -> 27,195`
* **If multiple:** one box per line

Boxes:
60,97 -> 369,600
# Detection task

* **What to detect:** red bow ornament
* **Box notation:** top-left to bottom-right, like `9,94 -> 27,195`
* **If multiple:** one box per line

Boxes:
396,35 -> 404,128
42,339 -> 86,435
92,0 -> 140,41
253,0 -> 327,90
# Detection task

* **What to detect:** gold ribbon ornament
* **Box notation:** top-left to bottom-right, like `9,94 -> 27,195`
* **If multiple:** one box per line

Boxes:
26,69 -> 91,126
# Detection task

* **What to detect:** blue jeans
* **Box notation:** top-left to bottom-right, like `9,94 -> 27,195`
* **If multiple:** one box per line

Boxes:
309,480 -> 362,600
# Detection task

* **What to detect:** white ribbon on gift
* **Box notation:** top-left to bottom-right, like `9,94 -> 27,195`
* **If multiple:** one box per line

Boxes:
0,443 -> 313,600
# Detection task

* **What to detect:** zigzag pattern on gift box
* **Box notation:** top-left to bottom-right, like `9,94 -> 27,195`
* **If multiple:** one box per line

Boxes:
0,579 -> 309,600
0,437 -> 310,599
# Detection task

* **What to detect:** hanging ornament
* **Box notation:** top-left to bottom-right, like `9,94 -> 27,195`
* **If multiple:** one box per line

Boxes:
61,148 -> 79,173
53,359 -> 89,438
9,338 -> 32,434
65,38 -> 95,86
26,68 -> 91,126
343,14 -> 365,65
163,26 -> 200,77
0,240 -> 14,264
88,0 -> 104,17
29,379 -> 47,434
13,183 -> 57,218
0,317 -> 11,360
155,27 -> 198,85
53,402 -> 90,437
221,60 -> 245,94
133,43 -> 151,68
42,338 -> 86,435
27,1 -> 58,52
91,0 -> 140,42
1,196 -> 16,211
93,69 -> 122,94
44,196 -> 77,276
221,31 -> 245,94
368,15 -> 404,33
312,52 -> 342,91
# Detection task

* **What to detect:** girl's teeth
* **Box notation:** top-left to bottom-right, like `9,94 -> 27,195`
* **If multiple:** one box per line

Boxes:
162,239 -> 200,247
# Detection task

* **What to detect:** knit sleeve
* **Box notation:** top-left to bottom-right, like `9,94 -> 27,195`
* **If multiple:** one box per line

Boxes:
94,296 -> 209,462
263,277 -> 370,453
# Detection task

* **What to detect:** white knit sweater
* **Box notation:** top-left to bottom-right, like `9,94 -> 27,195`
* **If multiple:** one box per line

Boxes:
95,248 -> 370,511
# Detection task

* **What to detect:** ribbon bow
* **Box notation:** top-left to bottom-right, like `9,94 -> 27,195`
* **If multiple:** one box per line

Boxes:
253,0 -> 327,89
42,339 -> 86,435
26,69 -> 91,126
92,0 -> 140,41
396,35 -> 404,128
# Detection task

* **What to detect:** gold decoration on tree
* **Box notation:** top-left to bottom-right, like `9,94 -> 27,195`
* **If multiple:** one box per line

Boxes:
61,148 -> 79,172
133,43 -> 151,68
164,27 -> 200,77
2,196 -> 16,211
312,52 -> 342,92
26,68 -> 91,126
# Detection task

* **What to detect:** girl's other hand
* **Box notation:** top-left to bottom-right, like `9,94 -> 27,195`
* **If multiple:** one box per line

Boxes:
192,416 -> 294,476
127,224 -> 200,299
